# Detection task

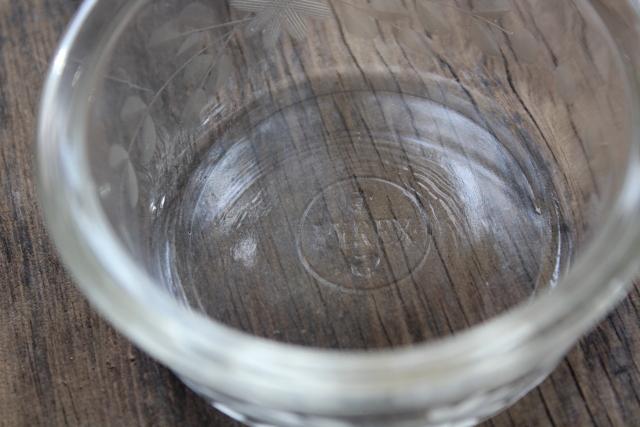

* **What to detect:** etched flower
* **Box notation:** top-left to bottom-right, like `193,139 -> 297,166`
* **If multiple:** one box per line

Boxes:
230,0 -> 331,46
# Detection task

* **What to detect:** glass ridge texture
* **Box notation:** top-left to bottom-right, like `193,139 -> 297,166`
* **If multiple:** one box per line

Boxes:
38,0 -> 640,426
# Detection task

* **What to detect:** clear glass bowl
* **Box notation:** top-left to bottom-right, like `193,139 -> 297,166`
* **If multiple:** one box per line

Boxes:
38,0 -> 640,426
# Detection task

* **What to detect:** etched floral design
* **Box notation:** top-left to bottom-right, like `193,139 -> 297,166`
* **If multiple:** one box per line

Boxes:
107,0 -> 581,212
230,0 -> 331,46
108,143 -> 140,208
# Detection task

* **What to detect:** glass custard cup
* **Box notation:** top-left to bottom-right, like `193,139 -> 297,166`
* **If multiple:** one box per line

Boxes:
38,0 -> 640,426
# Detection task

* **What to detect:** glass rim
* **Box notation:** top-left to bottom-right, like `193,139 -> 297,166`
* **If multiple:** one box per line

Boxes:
37,0 -> 640,412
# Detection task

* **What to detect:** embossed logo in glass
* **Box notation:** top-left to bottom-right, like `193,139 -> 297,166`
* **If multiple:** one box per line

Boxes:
297,178 -> 430,291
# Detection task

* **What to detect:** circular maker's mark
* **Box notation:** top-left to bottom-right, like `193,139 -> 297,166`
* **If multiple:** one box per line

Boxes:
297,177 -> 431,292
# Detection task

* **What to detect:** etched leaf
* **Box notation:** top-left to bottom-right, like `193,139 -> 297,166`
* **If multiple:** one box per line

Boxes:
120,95 -> 147,130
177,32 -> 208,57
140,116 -> 157,163
124,161 -> 139,208
231,0 -> 331,44
416,1 -> 449,35
469,21 -> 500,57
118,224 -> 137,253
260,12 -> 286,47
232,0 -> 330,15
511,28 -> 539,63
202,53 -> 234,93
149,21 -> 181,47
120,96 -> 157,163
108,144 -> 129,168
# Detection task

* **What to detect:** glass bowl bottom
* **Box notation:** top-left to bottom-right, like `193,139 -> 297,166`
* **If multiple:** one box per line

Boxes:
152,77 -> 570,349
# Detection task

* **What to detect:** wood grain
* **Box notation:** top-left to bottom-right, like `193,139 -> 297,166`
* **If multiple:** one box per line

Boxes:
0,0 -> 639,426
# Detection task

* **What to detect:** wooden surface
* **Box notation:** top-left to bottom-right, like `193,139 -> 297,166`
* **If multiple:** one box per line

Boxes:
1,1 -> 640,425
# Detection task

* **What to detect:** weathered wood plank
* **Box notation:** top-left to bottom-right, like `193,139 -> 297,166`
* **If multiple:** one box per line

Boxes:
0,1 -> 638,426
